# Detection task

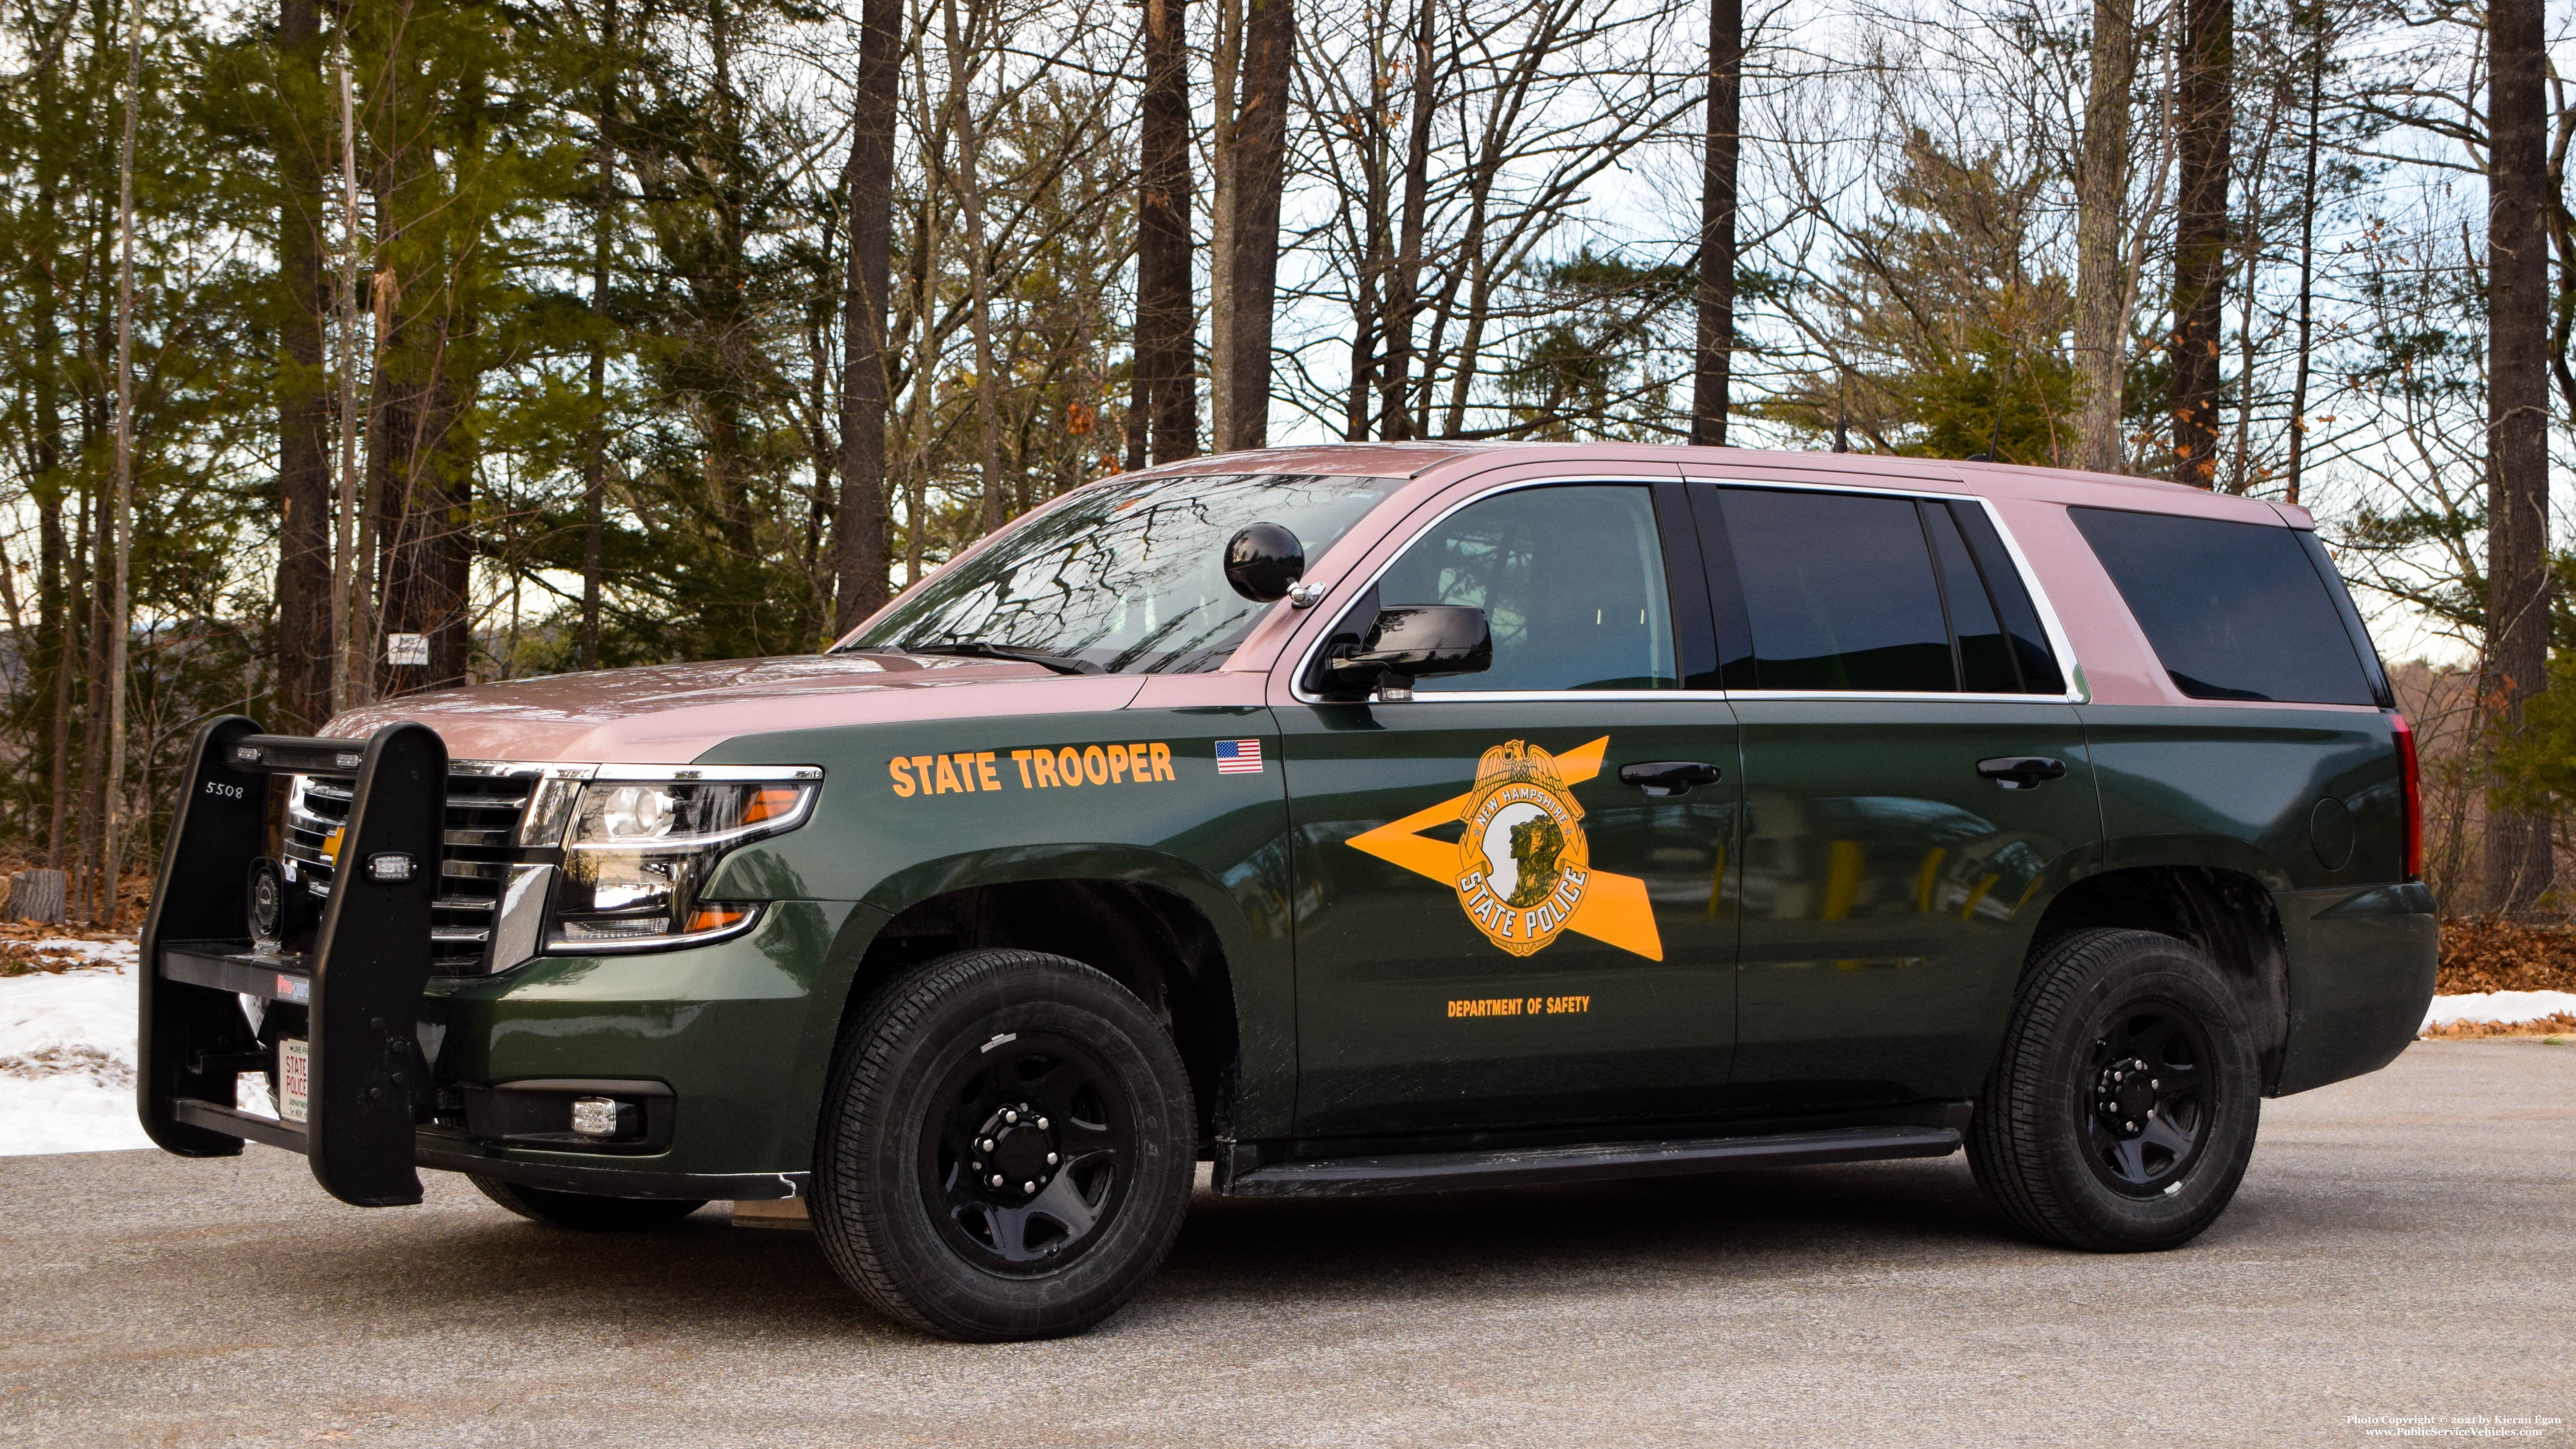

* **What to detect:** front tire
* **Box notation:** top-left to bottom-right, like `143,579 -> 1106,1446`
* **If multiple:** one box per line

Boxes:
1969,927 -> 2261,1252
812,948 -> 1196,1341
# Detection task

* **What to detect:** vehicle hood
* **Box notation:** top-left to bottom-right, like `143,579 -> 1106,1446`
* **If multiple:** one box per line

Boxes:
324,652 -> 1148,764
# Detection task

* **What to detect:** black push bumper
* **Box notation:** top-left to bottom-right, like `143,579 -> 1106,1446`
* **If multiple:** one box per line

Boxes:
138,716 -> 452,1205
138,717 -> 810,1207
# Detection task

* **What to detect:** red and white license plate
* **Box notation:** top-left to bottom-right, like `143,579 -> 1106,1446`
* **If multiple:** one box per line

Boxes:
279,1038 -> 310,1124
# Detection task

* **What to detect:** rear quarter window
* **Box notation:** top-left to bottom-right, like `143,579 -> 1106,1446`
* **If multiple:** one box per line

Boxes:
2068,506 -> 2378,706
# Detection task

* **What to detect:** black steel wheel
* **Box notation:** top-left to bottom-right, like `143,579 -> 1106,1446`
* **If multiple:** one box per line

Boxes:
2079,997 -> 2216,1195
924,1031 -> 1136,1273
812,948 -> 1195,1341
468,1175 -> 706,1230
1969,928 -> 2261,1252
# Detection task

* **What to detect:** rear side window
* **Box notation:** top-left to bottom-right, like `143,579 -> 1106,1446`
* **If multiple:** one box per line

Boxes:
2068,507 -> 2377,705
1699,487 -> 2066,694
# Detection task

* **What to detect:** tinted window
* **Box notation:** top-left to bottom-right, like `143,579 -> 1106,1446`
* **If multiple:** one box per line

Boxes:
1376,485 -> 1676,691
1926,504 -> 2019,693
1952,503 -> 2066,693
1715,489 -> 1956,691
2069,507 -> 2376,705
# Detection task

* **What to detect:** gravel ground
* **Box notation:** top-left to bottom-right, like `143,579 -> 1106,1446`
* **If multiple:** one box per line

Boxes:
1,1039 -> 2568,1449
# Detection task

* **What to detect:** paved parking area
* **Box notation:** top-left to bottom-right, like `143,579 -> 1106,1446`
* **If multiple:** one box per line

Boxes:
2,1040 -> 2569,1448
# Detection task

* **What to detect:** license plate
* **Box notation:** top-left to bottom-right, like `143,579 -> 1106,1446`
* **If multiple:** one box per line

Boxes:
279,1038 -> 310,1124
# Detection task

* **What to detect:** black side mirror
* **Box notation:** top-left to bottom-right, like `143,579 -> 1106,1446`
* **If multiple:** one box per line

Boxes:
1321,606 -> 1492,693
1224,522 -> 1306,602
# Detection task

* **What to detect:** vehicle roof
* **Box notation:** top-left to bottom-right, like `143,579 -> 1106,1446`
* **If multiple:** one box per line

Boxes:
1121,441 -> 2310,528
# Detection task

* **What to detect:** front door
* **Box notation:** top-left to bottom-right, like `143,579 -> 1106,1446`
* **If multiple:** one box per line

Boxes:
1687,481 -> 2101,1112
1280,480 -> 1742,1138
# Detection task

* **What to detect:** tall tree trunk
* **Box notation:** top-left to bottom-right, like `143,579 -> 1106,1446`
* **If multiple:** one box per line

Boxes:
1216,0 -> 1294,450
1137,0 -> 1198,462
836,0 -> 899,628
2072,0 -> 2136,473
103,0 -> 140,923
2485,0 -> 2554,911
27,51 -> 70,865
2168,0 -> 2231,487
1379,0 -> 1435,440
330,61 -> 368,712
2283,0 -> 2323,505
1693,0 -> 1742,447
274,0 -> 333,732
583,0 -> 619,665
1207,0 -> 1243,450
942,0 -> 1008,533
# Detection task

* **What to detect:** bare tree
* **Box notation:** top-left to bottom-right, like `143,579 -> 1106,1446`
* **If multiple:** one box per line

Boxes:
2169,0 -> 2230,486
838,0 -> 900,628
1215,0 -> 1294,448
274,0 -> 333,730
1693,0 -> 1742,446
2070,0 -> 2136,472
1136,0 -> 1197,461
2485,0 -> 2552,910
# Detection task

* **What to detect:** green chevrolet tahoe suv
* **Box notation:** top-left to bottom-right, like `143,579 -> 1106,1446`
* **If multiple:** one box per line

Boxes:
139,442 -> 2435,1341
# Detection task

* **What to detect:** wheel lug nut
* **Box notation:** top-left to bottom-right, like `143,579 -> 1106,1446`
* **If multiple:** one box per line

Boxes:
979,1138 -> 994,1151
1022,1180 -> 1036,1193
1004,1110 -> 1018,1124
1036,1117 -> 1049,1130
990,1174 -> 1005,1188
1047,1152 -> 1059,1165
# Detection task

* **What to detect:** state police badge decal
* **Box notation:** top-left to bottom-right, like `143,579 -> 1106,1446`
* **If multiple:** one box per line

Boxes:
1453,741 -> 1591,957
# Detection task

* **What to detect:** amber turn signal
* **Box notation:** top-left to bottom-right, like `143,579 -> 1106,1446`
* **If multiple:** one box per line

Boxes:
684,906 -> 751,934
740,786 -> 803,826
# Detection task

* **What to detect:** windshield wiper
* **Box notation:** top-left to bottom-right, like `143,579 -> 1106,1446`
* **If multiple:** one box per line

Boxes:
889,641 -> 1106,676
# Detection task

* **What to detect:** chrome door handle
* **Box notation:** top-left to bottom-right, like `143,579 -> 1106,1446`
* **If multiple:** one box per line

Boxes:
1977,756 -> 2067,790
1618,761 -> 1725,798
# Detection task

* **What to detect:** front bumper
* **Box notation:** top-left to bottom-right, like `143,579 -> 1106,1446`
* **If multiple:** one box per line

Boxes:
141,716 -> 868,1204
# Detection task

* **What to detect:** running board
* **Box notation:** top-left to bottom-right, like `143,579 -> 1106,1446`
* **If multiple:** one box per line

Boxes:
1215,1124 -> 1963,1199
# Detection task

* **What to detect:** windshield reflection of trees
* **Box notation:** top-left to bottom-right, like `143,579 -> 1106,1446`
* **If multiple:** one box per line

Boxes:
860,474 -> 1397,674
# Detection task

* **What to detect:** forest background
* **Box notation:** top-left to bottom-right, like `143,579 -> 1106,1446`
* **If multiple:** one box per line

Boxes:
3,0 -> 2573,925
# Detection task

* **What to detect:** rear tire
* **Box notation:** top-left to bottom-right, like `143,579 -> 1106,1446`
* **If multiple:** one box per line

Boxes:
470,1175 -> 706,1231
1969,927 -> 2261,1252
811,948 -> 1196,1342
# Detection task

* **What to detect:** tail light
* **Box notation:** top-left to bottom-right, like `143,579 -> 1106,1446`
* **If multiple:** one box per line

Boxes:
2390,711 -> 2422,879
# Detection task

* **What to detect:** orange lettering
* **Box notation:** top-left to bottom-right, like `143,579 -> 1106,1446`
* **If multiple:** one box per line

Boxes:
889,757 -> 916,798
1149,741 -> 1174,781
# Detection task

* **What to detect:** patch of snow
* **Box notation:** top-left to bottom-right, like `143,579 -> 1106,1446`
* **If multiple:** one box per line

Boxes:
2423,989 -> 2576,1032
0,962 -> 153,1155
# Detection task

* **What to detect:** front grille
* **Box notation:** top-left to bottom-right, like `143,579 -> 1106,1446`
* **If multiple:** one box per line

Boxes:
283,763 -> 546,973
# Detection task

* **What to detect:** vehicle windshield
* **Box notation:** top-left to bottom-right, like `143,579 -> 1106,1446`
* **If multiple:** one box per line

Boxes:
843,472 -> 1408,674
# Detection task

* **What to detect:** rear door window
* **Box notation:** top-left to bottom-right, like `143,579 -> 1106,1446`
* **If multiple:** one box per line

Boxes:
1700,487 -> 2062,694
1711,489 -> 1955,691
2068,507 -> 2378,705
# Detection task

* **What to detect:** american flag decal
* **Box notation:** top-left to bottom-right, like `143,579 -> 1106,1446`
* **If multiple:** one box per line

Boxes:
1215,739 -> 1264,775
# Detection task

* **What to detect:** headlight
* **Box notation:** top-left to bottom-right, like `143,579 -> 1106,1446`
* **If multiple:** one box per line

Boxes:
543,771 -> 819,951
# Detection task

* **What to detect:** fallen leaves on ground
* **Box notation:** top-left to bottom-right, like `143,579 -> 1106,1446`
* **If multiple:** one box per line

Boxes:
2436,917 -> 2576,994
2418,1012 -> 2576,1041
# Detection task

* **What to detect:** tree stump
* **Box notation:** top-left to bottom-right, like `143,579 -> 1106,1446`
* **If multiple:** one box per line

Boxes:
9,869 -> 68,925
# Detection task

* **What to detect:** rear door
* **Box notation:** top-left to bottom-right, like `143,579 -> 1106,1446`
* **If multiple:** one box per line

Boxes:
1690,481 -> 2101,1112
1278,478 -> 1743,1137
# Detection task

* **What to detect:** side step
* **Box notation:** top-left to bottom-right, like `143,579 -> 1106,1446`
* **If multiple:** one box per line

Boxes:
1216,1124 -> 1963,1199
